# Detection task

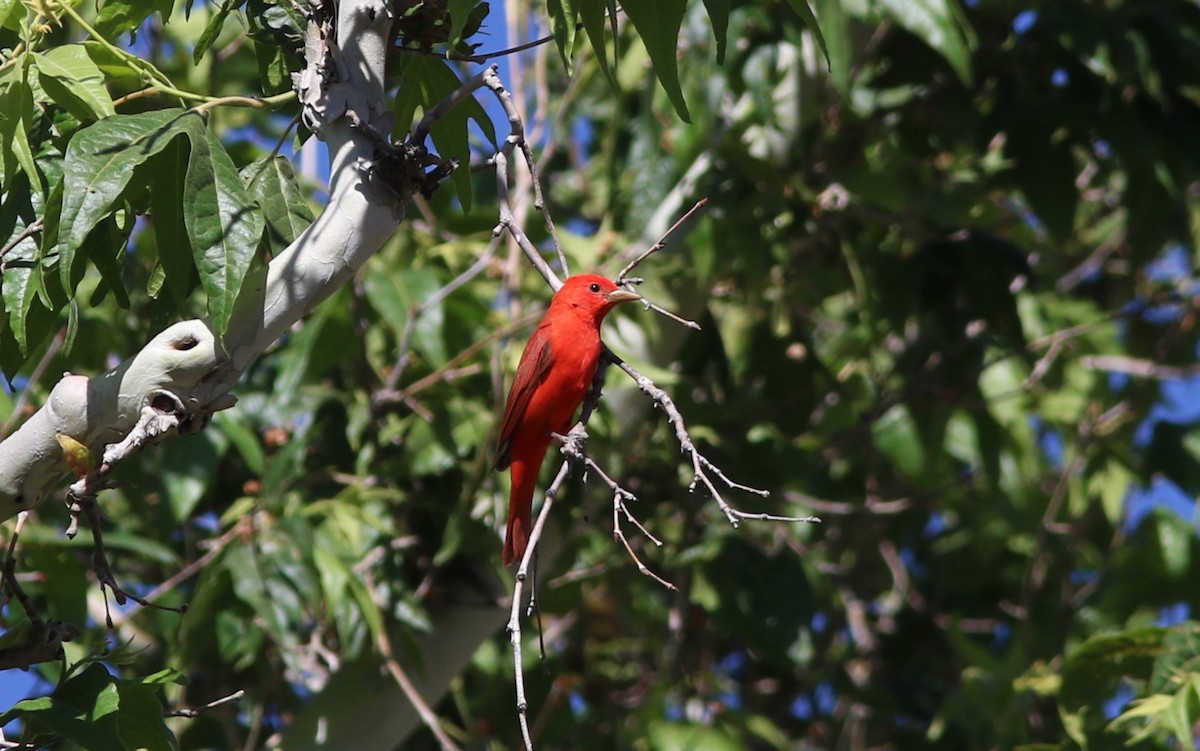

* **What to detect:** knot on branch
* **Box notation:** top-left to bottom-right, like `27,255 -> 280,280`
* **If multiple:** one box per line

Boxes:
0,619 -> 81,671
355,136 -> 456,203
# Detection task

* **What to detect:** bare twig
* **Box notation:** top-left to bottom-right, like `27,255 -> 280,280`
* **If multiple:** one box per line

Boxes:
483,68 -> 565,289
607,349 -> 821,528
382,236 -> 501,392
376,625 -> 462,751
1080,355 -> 1200,380
507,460 -> 572,751
165,690 -> 246,718
1056,231 -> 1125,292
552,430 -> 675,589
617,198 -> 708,282
0,217 -> 43,264
107,518 -> 249,629
376,311 -> 541,407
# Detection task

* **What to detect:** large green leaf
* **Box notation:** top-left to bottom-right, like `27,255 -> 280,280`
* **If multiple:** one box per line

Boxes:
812,0 -> 850,92
701,0 -> 730,64
114,681 -> 177,751
33,46 -> 115,122
547,0 -> 582,74
146,134 -> 194,307
622,0 -> 692,123
0,178 -> 44,355
580,0 -> 619,90
59,110 -> 193,294
241,156 -> 315,256
0,57 -> 41,197
781,0 -> 830,71
63,110 -> 263,330
446,0 -> 479,51
875,0 -> 974,83
194,0 -> 239,64
0,665 -> 126,751
182,127 -> 264,332
392,56 -> 497,212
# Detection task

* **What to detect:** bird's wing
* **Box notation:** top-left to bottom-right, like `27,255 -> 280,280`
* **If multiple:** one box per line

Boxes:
494,328 -> 554,471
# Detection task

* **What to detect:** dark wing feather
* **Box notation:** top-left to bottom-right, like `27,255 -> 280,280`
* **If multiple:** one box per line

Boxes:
494,329 -> 554,470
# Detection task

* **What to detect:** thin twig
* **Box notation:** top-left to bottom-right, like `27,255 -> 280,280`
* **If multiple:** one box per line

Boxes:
1080,355 -> 1200,380
108,518 -> 249,628
483,67 -> 564,291
164,690 -> 246,718
617,198 -> 708,282
0,217 -> 43,263
382,236 -> 502,392
412,65 -> 496,143
507,460 -> 571,751
607,349 -> 821,528
376,626 -> 462,751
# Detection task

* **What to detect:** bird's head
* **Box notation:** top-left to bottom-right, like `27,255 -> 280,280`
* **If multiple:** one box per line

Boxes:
552,274 -> 642,321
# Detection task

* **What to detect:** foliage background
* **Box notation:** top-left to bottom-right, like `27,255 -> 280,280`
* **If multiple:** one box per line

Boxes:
3,0 -> 1200,749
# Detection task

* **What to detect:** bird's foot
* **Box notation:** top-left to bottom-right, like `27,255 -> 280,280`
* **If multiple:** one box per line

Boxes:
558,424 -> 589,460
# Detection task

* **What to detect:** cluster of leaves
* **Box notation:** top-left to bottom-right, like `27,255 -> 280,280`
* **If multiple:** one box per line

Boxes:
4,0 -> 1200,750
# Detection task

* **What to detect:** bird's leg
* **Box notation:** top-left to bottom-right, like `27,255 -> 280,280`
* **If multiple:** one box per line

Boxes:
555,423 -> 591,522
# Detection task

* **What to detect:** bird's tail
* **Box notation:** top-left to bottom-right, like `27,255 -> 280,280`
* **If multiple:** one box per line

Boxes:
503,457 -> 538,566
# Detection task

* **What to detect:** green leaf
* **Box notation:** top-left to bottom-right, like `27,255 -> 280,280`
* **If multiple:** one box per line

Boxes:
392,56 -> 496,211
147,134 -> 194,307
115,681 -> 177,751
84,216 -> 131,310
0,0 -> 20,30
580,0 -> 618,90
648,722 -> 742,751
701,0 -> 729,65
254,39 -> 291,93
215,411 -> 266,475
872,405 -> 925,479
95,0 -> 152,38
0,57 -> 42,197
547,0 -> 581,74
446,0 -> 477,51
813,0 -> 850,92
33,46 -> 115,121
0,182 -> 44,356
622,0 -> 691,123
194,0 -> 238,64
7,664 -> 127,751
241,156 -> 315,256
160,431 -> 222,523
183,125 -> 264,332
874,0 -> 974,84
60,109 -> 193,295
782,0 -> 830,71
363,265 -> 446,365
1062,628 -> 1164,707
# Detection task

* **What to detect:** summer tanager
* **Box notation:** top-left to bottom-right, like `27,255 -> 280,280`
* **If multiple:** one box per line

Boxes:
494,274 -> 641,565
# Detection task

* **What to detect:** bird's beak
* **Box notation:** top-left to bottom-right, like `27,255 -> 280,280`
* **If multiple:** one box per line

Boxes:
605,288 -> 642,305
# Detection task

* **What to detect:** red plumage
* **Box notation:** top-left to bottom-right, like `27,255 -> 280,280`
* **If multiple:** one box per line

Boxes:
494,274 -> 641,565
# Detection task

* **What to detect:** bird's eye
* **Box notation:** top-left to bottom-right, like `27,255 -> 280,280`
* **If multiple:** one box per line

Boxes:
589,283 -> 601,293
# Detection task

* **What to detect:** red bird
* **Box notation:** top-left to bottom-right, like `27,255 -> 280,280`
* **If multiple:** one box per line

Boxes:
494,274 -> 641,565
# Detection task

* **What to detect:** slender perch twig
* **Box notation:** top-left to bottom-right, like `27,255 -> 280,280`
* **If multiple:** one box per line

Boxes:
507,460 -> 571,751
607,349 -> 822,527
617,198 -> 709,282
164,690 -> 246,718
483,67 -> 566,290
